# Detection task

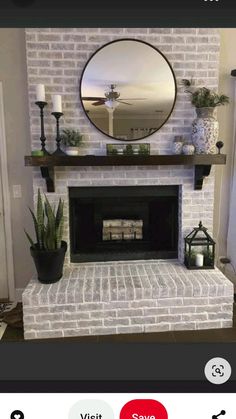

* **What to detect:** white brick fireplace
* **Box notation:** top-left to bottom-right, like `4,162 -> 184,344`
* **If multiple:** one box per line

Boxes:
22,28 -> 234,339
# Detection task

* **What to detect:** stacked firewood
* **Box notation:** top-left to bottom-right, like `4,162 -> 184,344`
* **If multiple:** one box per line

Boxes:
103,219 -> 143,241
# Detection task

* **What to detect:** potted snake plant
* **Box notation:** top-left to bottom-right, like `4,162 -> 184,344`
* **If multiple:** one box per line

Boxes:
25,189 -> 67,284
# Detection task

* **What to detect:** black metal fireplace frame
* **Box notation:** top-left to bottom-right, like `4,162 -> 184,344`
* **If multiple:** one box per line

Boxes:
69,185 -> 179,263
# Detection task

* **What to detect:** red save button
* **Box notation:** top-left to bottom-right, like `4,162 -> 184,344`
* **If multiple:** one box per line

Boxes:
120,399 -> 168,419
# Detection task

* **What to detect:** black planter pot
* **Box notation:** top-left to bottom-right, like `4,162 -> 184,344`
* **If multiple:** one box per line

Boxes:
30,241 -> 67,284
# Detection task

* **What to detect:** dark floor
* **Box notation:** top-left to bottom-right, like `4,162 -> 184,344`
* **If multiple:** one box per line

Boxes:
2,302 -> 236,342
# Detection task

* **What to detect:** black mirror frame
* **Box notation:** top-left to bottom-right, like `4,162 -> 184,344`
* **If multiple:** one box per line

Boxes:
79,38 -> 178,142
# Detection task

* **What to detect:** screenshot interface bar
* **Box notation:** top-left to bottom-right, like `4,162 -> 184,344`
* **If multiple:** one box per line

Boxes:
2,394 -> 236,419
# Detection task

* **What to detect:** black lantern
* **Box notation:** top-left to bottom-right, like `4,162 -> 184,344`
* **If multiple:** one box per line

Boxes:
184,221 -> 215,270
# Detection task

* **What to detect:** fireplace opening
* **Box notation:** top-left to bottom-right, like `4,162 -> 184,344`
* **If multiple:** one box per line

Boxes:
69,186 -> 179,262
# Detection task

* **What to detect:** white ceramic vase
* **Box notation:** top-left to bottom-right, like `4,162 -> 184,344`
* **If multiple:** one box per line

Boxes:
191,107 -> 219,154
172,136 -> 184,155
65,147 -> 79,156
182,143 -> 195,155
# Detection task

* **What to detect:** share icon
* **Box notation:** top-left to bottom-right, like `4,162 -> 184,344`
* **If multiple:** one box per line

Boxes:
212,411 -> 226,419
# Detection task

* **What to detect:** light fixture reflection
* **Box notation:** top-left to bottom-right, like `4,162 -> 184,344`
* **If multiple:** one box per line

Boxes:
105,99 -> 120,110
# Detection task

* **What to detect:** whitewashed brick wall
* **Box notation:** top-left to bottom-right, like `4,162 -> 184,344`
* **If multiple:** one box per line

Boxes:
25,28 -> 220,264
26,28 -> 220,155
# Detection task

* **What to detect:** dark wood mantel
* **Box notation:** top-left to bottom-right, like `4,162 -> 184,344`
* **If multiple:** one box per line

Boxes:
24,154 -> 227,192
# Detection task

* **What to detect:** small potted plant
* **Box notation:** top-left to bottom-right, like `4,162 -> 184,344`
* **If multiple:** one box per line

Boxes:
182,80 -> 229,154
25,189 -> 67,284
138,144 -> 150,155
106,144 -> 119,155
61,128 -> 83,155
124,144 -> 134,155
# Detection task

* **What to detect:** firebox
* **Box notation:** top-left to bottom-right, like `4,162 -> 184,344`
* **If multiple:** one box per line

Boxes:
69,186 -> 179,262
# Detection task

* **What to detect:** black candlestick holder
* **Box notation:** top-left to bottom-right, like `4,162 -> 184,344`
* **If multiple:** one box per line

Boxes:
35,101 -> 50,155
216,141 -> 224,154
51,112 -> 66,155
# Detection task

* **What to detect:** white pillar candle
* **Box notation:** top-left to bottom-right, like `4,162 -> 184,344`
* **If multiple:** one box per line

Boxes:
36,84 -> 45,102
52,95 -> 62,113
195,253 -> 204,268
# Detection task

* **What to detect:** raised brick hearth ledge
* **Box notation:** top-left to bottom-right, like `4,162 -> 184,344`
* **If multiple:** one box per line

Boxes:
22,261 -> 234,340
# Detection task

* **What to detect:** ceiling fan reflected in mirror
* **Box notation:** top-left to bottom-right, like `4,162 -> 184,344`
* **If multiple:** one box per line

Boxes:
80,39 -> 177,140
82,84 -> 147,107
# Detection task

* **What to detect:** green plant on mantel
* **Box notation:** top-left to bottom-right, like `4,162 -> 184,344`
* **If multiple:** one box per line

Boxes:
124,144 -> 134,155
138,144 -> 150,155
181,79 -> 229,108
110,147 -> 118,155
25,189 -> 64,251
61,128 -> 83,147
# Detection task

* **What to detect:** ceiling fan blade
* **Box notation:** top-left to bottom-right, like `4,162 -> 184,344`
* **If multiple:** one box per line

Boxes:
119,98 -> 147,100
117,100 -> 133,105
82,97 -> 104,101
92,100 -> 106,106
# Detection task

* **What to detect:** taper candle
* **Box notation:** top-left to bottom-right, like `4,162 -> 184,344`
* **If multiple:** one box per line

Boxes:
52,95 -> 62,113
36,84 -> 45,102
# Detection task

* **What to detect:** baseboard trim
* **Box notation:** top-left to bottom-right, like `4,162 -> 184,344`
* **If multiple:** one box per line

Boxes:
15,288 -> 24,302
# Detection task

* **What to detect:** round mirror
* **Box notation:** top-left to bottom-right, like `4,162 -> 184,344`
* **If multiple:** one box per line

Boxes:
80,39 -> 177,141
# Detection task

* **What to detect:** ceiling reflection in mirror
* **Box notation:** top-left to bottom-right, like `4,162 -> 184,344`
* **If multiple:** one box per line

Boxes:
80,39 -> 177,141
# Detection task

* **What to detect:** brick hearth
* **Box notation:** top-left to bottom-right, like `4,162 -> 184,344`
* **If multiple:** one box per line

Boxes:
22,261 -> 234,340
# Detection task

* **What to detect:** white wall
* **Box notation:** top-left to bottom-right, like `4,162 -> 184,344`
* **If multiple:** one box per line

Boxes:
214,29 -> 236,284
0,29 -> 34,294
